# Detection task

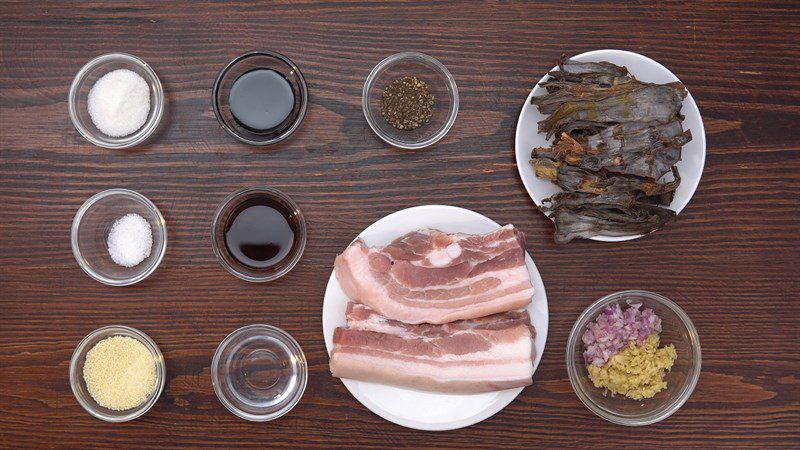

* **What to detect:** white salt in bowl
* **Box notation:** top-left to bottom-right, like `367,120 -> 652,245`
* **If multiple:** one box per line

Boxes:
71,189 -> 167,286
68,53 -> 165,149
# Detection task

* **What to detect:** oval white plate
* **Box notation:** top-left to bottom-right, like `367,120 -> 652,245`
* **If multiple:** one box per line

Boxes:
322,205 -> 548,431
514,49 -> 706,242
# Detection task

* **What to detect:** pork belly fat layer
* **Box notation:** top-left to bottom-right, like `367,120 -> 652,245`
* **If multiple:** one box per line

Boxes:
329,304 -> 536,394
334,225 -> 535,324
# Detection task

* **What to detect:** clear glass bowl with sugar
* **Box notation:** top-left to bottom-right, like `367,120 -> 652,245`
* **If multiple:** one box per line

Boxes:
68,53 -> 164,149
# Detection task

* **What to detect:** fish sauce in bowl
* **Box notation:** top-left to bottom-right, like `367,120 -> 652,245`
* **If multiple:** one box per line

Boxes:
224,199 -> 295,269
212,187 -> 306,282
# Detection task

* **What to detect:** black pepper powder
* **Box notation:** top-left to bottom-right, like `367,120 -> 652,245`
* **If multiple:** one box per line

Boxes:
379,76 -> 435,130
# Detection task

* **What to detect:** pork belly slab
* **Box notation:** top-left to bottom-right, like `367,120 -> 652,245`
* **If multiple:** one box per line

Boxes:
334,225 -> 535,325
329,303 -> 536,394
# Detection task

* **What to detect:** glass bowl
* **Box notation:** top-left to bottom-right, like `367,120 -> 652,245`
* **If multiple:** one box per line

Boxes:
68,53 -> 165,149
566,290 -> 701,426
211,187 -> 306,282
71,189 -> 167,286
362,52 -> 459,149
212,324 -> 308,421
69,325 -> 165,422
212,51 -> 308,145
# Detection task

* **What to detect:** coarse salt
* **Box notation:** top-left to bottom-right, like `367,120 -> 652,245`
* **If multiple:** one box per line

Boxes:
107,213 -> 153,267
88,69 -> 150,137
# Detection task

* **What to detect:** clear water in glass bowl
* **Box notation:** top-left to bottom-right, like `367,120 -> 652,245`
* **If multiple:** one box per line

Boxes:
212,324 -> 307,421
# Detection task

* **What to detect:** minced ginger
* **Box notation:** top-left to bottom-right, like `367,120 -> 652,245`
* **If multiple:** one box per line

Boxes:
587,334 -> 676,400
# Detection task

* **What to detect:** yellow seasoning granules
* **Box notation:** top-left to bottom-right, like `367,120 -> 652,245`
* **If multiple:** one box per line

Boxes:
587,334 -> 676,400
83,335 -> 156,410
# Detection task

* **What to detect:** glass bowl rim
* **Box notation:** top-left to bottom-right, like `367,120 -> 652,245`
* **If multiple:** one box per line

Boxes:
362,51 -> 459,149
70,188 -> 168,286
565,289 -> 702,426
69,325 -> 166,422
211,50 -> 308,146
210,186 -> 307,282
211,324 -> 308,422
67,52 -> 165,149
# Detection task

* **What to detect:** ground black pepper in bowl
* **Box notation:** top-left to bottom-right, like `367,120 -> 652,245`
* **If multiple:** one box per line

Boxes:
379,76 -> 435,130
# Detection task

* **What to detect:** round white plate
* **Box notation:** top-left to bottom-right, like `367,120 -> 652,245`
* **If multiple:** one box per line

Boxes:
322,205 -> 548,431
514,49 -> 706,242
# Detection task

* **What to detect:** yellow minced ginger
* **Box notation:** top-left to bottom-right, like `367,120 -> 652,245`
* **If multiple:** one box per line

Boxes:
587,334 -> 676,400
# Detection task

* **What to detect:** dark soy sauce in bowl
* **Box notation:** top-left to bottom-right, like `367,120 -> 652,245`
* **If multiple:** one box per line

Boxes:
212,51 -> 308,146
228,69 -> 295,133
212,187 -> 306,282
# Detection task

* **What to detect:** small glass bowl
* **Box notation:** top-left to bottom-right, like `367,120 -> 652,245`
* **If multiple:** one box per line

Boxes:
211,187 -> 306,282
363,52 -> 459,149
212,51 -> 308,145
212,324 -> 308,422
69,325 -> 165,422
68,53 -> 165,149
71,189 -> 167,286
566,290 -> 701,426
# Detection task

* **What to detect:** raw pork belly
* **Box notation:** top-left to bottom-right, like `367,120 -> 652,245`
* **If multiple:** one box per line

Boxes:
334,225 -> 534,324
330,303 -> 535,393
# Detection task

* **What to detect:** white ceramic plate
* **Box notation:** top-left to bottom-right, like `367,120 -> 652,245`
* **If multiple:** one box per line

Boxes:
322,205 -> 548,431
514,49 -> 706,242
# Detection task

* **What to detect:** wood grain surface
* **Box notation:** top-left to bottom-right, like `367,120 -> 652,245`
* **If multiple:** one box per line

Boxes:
1,1 -> 799,448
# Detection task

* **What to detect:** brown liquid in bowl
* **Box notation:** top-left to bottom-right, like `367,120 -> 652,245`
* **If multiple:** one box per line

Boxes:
223,198 -> 297,270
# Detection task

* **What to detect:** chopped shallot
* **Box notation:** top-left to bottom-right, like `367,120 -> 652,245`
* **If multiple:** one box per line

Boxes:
582,303 -> 662,366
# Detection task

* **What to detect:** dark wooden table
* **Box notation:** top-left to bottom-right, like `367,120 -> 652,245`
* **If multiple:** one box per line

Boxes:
2,1 -> 798,448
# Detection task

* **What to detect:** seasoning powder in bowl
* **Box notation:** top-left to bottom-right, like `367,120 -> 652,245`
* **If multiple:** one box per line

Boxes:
83,335 -> 156,411
87,69 -> 151,138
